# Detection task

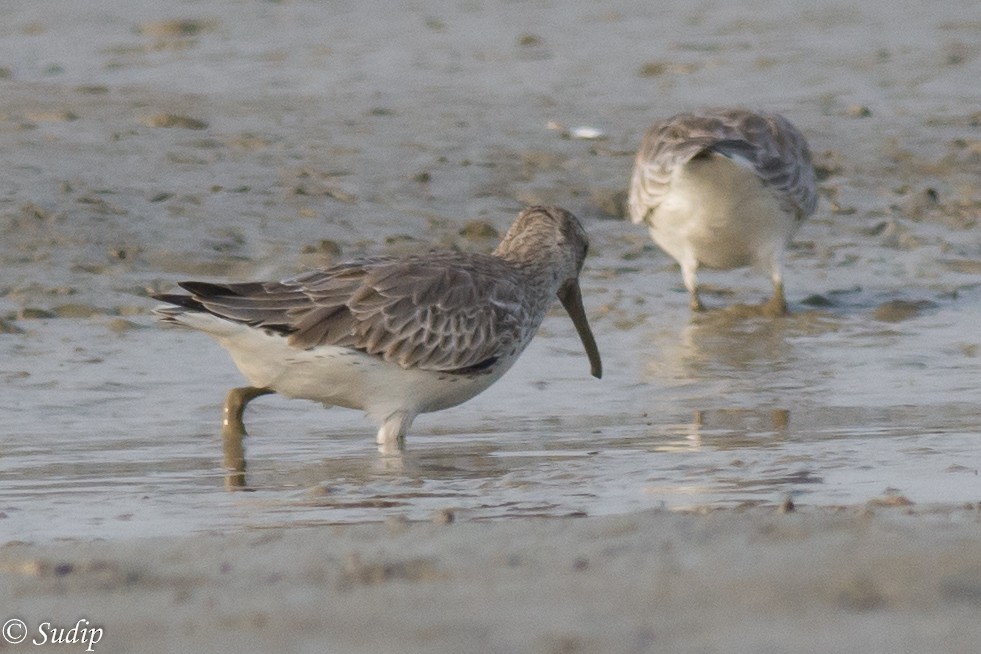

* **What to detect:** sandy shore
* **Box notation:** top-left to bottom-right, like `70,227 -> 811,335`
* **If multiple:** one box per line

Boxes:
3,505 -> 981,653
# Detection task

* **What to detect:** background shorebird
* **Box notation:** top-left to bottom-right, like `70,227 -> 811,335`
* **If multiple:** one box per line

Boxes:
154,205 -> 602,452
627,108 -> 818,314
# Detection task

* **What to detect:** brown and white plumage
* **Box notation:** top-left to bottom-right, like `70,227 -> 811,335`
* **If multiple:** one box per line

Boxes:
154,206 -> 602,451
628,108 -> 818,313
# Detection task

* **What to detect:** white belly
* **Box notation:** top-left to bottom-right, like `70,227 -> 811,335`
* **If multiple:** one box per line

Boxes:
649,153 -> 797,271
215,322 -> 512,423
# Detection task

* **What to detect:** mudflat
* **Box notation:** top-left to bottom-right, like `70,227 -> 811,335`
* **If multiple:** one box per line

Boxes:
1,1 -> 979,651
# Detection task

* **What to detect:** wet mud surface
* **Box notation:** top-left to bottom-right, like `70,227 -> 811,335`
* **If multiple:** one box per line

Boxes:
0,0 -> 979,540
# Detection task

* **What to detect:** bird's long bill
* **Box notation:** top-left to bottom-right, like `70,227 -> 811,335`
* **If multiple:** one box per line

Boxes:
558,278 -> 603,379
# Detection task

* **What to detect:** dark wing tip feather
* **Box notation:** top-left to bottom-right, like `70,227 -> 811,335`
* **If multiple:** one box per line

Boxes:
155,281 -> 297,333
153,281 -> 244,309
178,280 -> 242,298
705,138 -> 758,161
152,292 -> 206,312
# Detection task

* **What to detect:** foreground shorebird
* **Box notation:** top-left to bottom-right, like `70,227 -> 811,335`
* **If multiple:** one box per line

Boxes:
628,108 -> 818,314
154,206 -> 602,451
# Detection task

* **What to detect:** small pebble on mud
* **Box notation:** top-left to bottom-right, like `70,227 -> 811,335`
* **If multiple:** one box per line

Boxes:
139,113 -> 209,130
867,494 -> 915,508
138,19 -> 218,38
300,239 -> 342,257
25,110 -> 78,122
872,299 -> 938,323
517,33 -> 543,47
0,318 -> 23,334
433,509 -> 455,525
18,308 -> 55,320
52,304 -> 103,319
845,105 -> 872,118
106,318 -> 141,334
458,220 -> 499,240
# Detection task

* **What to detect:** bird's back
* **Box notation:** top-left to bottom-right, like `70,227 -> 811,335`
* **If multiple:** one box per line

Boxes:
629,108 -> 818,226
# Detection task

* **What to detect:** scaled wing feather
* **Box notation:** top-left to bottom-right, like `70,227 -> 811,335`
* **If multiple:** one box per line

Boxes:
631,109 -> 817,223
179,254 -> 527,372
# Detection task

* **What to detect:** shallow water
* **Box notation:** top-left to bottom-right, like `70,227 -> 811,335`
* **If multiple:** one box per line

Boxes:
0,0 -> 979,541
3,284 -> 979,541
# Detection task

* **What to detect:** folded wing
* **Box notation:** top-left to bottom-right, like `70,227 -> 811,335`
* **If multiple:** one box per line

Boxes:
630,109 -> 817,224
166,253 -> 529,373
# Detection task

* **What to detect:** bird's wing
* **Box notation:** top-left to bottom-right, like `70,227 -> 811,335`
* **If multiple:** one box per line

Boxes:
629,110 -> 818,223
176,254 -> 530,372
